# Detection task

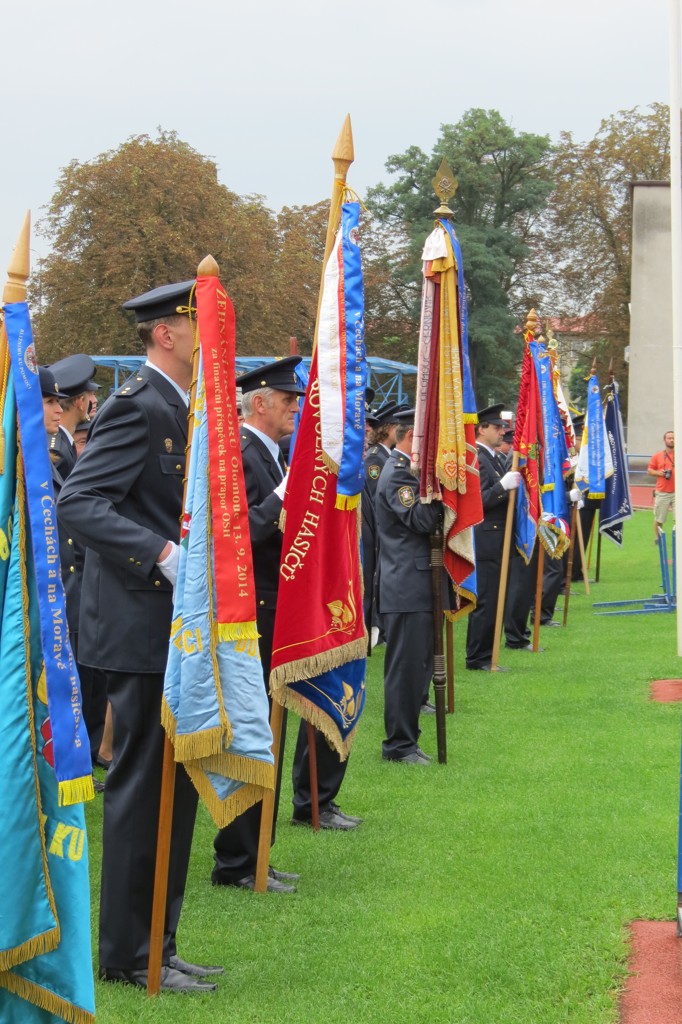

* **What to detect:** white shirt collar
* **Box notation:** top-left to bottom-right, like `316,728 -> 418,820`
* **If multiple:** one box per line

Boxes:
242,422 -> 283,469
478,442 -> 498,457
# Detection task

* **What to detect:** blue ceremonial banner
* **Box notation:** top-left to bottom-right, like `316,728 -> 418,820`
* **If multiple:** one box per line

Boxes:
288,359 -> 310,465
3,302 -> 93,804
600,380 -> 632,546
0,329 -> 94,1021
337,202 -> 366,502
576,372 -> 613,499
163,355 -> 275,826
534,342 -> 570,558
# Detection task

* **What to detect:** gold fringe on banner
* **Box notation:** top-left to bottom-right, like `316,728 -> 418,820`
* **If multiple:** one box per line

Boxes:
161,698 -> 234,757
184,771 -> 272,830
0,971 -> 94,1024
58,776 -> 95,807
0,927 -> 58,973
215,621 -> 259,643
202,751 -> 275,788
270,634 -> 368,689
320,450 -> 340,475
270,685 -> 360,760
335,493 -> 360,512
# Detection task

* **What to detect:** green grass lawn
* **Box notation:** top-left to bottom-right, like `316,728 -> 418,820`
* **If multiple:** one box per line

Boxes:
89,510 -> 682,1023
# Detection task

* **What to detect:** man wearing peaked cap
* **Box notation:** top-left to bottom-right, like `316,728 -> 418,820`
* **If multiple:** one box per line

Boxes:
465,403 -> 521,672
211,356 -> 361,894
362,400 -> 406,648
375,408 -> 442,763
235,355 -> 307,396
58,278 -> 222,992
48,353 -> 99,479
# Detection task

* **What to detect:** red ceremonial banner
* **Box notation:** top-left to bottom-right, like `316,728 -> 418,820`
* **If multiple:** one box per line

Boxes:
513,331 -> 544,533
270,349 -> 366,681
196,274 -> 256,625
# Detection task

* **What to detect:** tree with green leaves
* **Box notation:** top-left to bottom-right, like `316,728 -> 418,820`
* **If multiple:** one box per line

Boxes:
365,109 -> 554,404
541,102 -> 671,409
33,130 -> 285,361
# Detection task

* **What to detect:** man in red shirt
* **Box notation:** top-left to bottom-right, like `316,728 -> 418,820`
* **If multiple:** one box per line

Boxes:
648,431 -> 675,542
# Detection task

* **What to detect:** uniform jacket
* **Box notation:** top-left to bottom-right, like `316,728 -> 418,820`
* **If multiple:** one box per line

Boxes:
57,364 -> 186,674
50,426 -> 77,480
51,461 -> 82,634
240,427 -> 285,611
375,448 -> 441,614
474,445 -> 511,562
363,443 -> 390,502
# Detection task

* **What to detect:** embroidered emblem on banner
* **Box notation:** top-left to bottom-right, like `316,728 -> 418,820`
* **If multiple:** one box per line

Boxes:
398,485 -> 415,507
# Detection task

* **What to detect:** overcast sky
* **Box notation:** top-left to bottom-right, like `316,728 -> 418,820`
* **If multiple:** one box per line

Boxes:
0,0 -> 672,272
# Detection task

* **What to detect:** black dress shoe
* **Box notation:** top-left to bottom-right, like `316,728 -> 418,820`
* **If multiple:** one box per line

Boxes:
383,748 -> 431,765
95,754 -> 112,770
420,701 -> 437,715
543,620 -> 561,628
292,809 -> 359,830
99,966 -> 217,993
215,872 -> 296,893
329,802 -> 363,825
475,664 -> 511,672
169,955 -> 225,976
93,776 -> 105,793
269,865 -> 300,882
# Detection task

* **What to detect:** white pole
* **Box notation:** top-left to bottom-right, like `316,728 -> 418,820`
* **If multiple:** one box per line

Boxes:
669,0 -> 682,654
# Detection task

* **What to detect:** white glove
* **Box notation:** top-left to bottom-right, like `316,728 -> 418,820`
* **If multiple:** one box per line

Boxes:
569,487 -> 582,503
274,471 -> 289,501
157,541 -> 180,588
500,471 -> 521,491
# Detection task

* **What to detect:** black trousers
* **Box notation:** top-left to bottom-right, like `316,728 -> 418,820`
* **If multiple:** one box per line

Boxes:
291,722 -> 348,820
538,550 -> 565,623
99,671 -> 198,971
504,550 -> 537,648
71,632 -> 107,763
382,611 -> 433,759
212,608 -> 287,882
466,557 -> 502,668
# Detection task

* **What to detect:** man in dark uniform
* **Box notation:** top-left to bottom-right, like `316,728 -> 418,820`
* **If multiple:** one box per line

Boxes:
211,358 -> 361,896
48,353 -> 99,479
363,402 -> 402,648
466,404 -> 521,671
58,281 -> 222,993
375,409 -> 442,764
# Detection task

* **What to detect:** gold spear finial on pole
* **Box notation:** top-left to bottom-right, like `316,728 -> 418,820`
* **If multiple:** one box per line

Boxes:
524,307 -> 539,337
3,212 -> 30,305
197,254 -> 219,277
0,213 -> 31,474
321,115 -> 355,258
433,158 -> 458,218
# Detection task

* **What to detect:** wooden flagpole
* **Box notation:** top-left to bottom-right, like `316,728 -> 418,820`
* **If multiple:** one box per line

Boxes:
562,503 -> 578,627
147,255 -> 209,994
254,116 -> 354,893
446,619 -> 455,713
532,544 -> 544,652
575,508 -> 591,595
491,309 -> 538,670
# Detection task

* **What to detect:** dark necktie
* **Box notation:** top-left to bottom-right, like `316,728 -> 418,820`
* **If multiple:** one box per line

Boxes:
277,451 -> 287,479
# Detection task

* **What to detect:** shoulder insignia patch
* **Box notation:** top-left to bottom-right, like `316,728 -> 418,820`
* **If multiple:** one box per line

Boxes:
398,485 -> 415,508
368,464 -> 381,479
